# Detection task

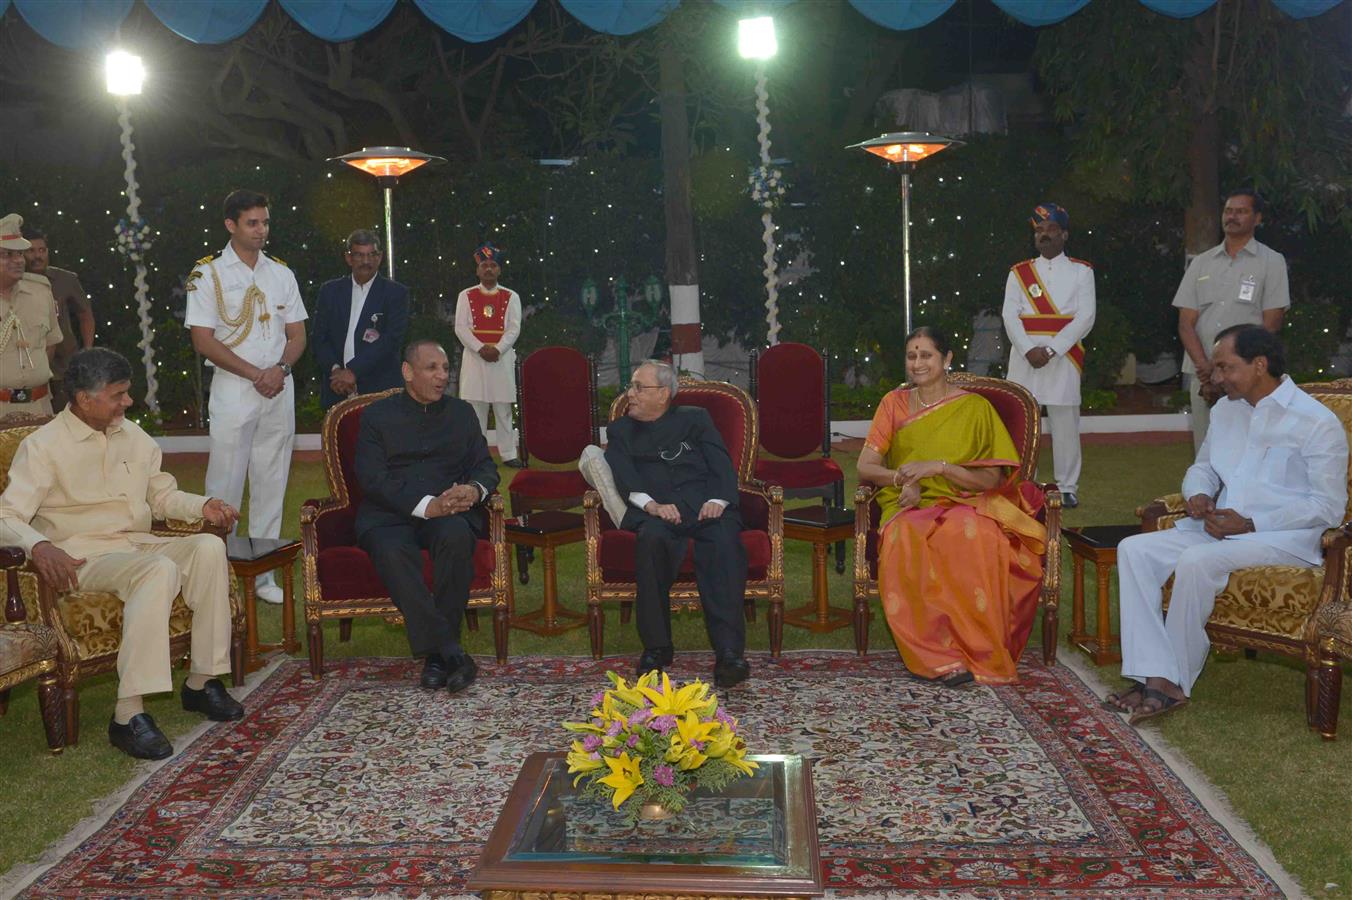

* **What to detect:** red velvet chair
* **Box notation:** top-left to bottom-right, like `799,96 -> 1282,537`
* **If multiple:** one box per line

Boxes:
851,374 -> 1063,659
508,347 -> 599,582
750,343 -> 847,572
300,389 -> 511,678
583,379 -> 785,659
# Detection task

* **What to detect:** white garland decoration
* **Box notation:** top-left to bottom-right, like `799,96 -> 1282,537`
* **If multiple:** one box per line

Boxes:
754,66 -> 780,347
117,97 -> 159,412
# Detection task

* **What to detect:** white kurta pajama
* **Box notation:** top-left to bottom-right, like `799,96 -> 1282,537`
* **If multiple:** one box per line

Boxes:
1002,253 -> 1096,496
1117,376 -> 1347,695
185,244 -> 307,585
454,283 -> 522,461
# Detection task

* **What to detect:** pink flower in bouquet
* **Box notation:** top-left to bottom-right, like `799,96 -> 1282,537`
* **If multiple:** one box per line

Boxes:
582,734 -> 603,752
649,714 -> 678,734
653,765 -> 675,787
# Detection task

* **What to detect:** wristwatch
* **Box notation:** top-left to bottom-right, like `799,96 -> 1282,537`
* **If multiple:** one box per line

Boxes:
279,363 -> 292,376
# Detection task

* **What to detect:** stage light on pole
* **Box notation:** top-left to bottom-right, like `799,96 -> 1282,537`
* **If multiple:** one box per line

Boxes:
847,132 -> 963,335
329,146 -> 446,279
105,50 -> 144,96
738,16 -> 777,59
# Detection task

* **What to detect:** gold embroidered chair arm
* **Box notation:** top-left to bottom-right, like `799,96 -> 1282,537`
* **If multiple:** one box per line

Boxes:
1137,493 -> 1186,532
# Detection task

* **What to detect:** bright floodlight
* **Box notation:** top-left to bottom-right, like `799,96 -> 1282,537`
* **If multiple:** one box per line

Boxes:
738,17 -> 777,60
106,51 -> 144,96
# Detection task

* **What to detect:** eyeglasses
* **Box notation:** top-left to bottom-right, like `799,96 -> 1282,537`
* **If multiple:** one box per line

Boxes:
348,251 -> 382,261
627,382 -> 664,392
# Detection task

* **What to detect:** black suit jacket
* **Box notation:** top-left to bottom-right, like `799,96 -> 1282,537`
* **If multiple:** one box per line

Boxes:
604,406 -> 741,528
313,274 -> 410,408
354,392 -> 501,540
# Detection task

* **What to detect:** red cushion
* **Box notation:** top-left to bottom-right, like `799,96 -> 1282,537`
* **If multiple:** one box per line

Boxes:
755,457 -> 843,491
520,347 -> 593,464
509,468 -> 589,500
672,390 -> 749,475
315,541 -> 496,601
756,343 -> 826,459
597,528 -> 771,582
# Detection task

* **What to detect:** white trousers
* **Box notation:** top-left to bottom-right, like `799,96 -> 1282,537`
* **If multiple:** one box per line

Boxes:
471,400 -> 518,461
206,371 -> 295,586
1044,404 -> 1081,496
77,534 -> 233,698
1117,528 -> 1306,695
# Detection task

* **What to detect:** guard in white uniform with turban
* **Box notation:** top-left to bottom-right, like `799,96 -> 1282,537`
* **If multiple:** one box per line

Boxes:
454,242 -> 522,467
1001,202 -> 1096,508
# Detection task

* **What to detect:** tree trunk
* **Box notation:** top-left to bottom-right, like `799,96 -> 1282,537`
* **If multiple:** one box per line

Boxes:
1183,7 -> 1222,258
659,42 -> 703,376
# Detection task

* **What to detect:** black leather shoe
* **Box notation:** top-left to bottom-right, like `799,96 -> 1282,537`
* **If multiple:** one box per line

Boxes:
181,678 -> 244,721
1061,492 -> 1079,509
109,713 -> 173,760
636,646 -> 674,678
421,654 -> 449,689
446,654 -> 478,694
714,655 -> 751,689
503,458 -> 527,469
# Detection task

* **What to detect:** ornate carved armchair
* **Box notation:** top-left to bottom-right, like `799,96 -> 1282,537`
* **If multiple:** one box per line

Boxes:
852,374 -> 1063,660
0,415 -> 245,746
300,390 -> 511,678
0,548 -> 64,753
583,379 -> 785,658
750,342 -> 847,573
1137,378 -> 1352,739
509,347 -> 598,581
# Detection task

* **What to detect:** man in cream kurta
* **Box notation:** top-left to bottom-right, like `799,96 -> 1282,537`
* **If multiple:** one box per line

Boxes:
1001,202 -> 1096,507
454,242 -> 522,466
0,348 -> 243,760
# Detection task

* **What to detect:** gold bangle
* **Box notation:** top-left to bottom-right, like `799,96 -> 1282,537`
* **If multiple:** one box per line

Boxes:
892,470 -> 902,487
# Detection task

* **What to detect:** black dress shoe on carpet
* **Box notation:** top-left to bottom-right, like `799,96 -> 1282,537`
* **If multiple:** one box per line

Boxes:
109,713 -> 173,760
1061,492 -> 1079,509
421,654 -> 450,689
446,654 -> 478,694
503,458 -> 526,469
181,678 -> 244,721
636,646 -> 674,678
713,655 -> 751,689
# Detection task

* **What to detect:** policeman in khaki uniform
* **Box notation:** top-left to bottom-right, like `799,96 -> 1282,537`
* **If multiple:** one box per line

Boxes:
185,190 -> 307,604
0,213 -> 62,416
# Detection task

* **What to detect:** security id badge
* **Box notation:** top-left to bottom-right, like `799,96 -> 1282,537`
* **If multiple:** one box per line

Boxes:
1238,275 -> 1257,302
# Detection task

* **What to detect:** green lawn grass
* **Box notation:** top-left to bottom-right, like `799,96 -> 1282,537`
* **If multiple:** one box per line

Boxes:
2,444 -> 1349,893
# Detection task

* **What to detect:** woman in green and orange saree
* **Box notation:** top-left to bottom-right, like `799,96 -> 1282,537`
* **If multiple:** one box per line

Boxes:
858,328 -> 1046,686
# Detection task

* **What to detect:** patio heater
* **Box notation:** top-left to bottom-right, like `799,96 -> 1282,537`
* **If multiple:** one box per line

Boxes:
329,147 -> 445,279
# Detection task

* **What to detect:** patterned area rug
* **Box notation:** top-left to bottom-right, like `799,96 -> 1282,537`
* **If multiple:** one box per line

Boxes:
19,652 -> 1284,898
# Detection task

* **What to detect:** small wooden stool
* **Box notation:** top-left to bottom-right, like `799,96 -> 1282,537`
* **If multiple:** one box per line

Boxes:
1064,524 -> 1139,665
782,506 -> 855,636
506,511 -> 587,636
227,536 -> 302,672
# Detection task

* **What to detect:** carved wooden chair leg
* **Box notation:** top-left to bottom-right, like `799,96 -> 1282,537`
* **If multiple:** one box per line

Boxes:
231,633 -> 246,687
37,673 -> 64,753
832,481 -> 847,574
588,603 -> 605,660
63,684 -> 80,746
465,609 -> 480,631
308,622 -> 324,679
339,618 -> 353,642
493,606 -> 509,663
619,600 -> 632,625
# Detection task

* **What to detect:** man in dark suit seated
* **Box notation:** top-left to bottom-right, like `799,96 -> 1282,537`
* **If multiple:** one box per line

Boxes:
604,360 -> 750,688
355,340 -> 498,693
313,229 -> 410,409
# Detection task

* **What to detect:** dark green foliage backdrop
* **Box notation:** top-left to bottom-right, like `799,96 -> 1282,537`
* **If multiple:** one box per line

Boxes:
6,135 -> 1346,429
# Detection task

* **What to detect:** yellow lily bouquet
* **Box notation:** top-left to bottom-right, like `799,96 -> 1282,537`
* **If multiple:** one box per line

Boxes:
563,670 -> 757,823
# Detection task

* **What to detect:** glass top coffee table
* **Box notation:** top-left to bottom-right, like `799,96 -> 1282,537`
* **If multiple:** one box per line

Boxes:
469,752 -> 822,898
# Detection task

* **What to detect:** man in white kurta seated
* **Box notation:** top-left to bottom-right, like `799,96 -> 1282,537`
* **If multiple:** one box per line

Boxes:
0,348 -> 244,760
1001,202 -> 1096,508
453,242 -> 523,467
1105,326 -> 1347,724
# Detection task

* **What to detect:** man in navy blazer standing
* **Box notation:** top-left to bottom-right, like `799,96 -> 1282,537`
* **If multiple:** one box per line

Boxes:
313,229 -> 410,409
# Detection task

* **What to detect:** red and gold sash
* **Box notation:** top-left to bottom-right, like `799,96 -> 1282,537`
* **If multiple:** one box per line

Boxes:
1011,259 -> 1085,372
468,287 -> 508,343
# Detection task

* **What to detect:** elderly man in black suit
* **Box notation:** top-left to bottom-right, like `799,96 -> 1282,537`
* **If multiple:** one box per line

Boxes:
355,340 -> 498,692
604,360 -> 750,688
313,229 -> 410,409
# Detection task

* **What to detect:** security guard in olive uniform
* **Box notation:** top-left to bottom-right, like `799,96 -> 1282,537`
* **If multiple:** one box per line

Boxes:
0,213 -> 62,417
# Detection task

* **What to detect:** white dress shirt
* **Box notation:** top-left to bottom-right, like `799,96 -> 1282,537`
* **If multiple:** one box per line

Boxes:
1177,376 -> 1348,564
341,275 -> 376,368
184,243 -> 307,370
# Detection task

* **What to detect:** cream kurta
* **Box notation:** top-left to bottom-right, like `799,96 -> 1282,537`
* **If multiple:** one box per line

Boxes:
0,408 -> 207,559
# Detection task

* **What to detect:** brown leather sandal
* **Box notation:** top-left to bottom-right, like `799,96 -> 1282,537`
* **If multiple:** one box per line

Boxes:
1128,688 -> 1189,725
1102,683 -> 1146,713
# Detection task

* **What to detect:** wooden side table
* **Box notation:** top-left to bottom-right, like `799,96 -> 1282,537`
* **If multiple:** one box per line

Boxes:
782,505 -> 855,634
1064,525 -> 1138,665
227,536 -> 302,672
506,511 -> 586,636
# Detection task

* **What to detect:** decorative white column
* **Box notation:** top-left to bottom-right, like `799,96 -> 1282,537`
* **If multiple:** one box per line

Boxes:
753,64 -> 781,347
115,96 -> 159,412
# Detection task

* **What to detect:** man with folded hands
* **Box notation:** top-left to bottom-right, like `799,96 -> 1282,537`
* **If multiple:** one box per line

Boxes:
604,359 -> 750,688
355,339 -> 498,694
0,348 -> 243,760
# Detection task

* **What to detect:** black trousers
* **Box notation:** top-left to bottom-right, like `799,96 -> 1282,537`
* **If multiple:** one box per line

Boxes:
360,514 -> 478,662
632,512 -> 747,658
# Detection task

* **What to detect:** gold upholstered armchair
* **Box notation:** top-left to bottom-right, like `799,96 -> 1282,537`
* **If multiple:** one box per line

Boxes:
0,548 -> 64,753
0,415 -> 246,746
1136,378 -> 1352,739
